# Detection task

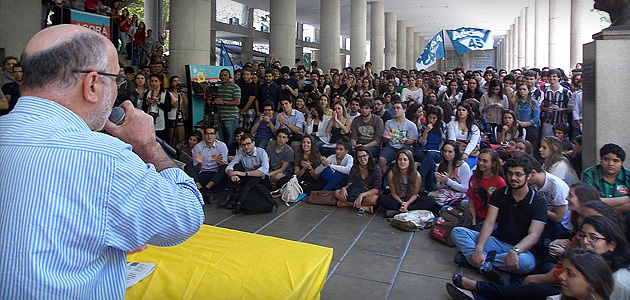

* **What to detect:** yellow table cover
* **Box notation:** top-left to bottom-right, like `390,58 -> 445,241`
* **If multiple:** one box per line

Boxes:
126,225 -> 333,300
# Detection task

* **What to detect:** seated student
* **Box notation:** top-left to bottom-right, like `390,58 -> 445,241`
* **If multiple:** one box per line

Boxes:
266,128 -> 294,189
190,127 -> 229,203
512,138 -> 533,157
227,127 -> 246,162
275,98 -> 306,151
467,149 -> 506,230
523,154 -> 572,240
350,98 -> 384,157
429,141 -> 472,207
582,143 -> 630,235
452,156 -> 547,284
294,135 -> 325,193
220,133 -> 270,210
569,135 -> 582,178
250,101 -> 277,149
448,102 -> 481,169
335,146 -> 383,214
378,150 -> 440,217
378,100 -> 419,175
304,102 -> 331,153
347,97 -> 361,120
318,137 -> 353,191
176,131 -> 202,165
322,101 -> 352,156
552,123 -> 574,155
414,107 -> 447,192
540,136 -> 579,186
496,110 -> 524,144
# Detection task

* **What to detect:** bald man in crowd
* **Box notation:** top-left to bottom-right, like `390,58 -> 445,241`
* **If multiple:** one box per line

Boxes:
0,25 -> 204,298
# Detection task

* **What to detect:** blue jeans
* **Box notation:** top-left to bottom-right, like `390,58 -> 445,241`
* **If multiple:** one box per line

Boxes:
220,118 -> 239,145
255,136 -> 272,149
414,150 -> 441,192
451,227 -> 537,274
321,167 -> 349,191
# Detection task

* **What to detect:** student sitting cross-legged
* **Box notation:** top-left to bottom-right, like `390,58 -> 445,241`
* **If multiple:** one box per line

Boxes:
335,146 -> 383,214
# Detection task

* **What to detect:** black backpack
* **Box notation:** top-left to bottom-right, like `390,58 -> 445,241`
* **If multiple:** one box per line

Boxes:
233,184 -> 279,215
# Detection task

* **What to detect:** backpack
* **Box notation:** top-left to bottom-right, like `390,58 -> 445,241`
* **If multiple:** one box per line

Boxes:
277,175 -> 303,206
233,184 -> 279,215
430,206 -> 473,247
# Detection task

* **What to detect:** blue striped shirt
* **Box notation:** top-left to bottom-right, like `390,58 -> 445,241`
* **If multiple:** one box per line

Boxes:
0,97 -> 204,299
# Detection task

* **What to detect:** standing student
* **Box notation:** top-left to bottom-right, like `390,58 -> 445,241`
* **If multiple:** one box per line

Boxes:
143,74 -> 172,141
479,79 -> 509,129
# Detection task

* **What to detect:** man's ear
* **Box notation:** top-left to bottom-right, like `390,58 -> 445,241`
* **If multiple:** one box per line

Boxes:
83,71 -> 100,104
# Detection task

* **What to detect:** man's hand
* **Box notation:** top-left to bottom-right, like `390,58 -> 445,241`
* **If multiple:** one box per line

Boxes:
127,244 -> 148,254
471,248 -> 485,268
341,187 -> 348,201
104,101 -> 156,150
216,154 -> 226,166
193,154 -> 203,164
505,249 -> 520,272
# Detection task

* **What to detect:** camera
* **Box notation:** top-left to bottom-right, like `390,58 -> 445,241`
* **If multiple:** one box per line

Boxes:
204,82 -> 220,101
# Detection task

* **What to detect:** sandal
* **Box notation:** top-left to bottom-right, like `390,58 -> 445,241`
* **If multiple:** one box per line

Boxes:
357,208 -> 365,216
360,205 -> 374,214
452,274 -> 464,289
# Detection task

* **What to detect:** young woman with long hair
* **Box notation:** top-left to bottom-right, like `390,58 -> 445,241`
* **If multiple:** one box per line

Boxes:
447,102 -> 481,168
317,74 -> 331,97
329,73 -> 343,96
335,146 -> 383,214
479,79 -> 509,128
357,78 -> 374,98
319,94 -> 333,117
462,77 -> 484,105
429,141 -> 472,206
131,73 -> 148,109
167,76 -> 188,146
470,103 -> 496,145
304,101 -> 331,153
540,136 -> 579,186
414,107 -> 448,192
439,78 -> 463,107
294,135 -> 325,193
143,74 -> 172,141
406,103 -> 426,129
401,76 -> 424,105
467,149 -> 506,229
372,77 -> 383,96
512,82 -> 540,151
496,110 -> 524,144
319,137 -> 353,191
323,101 -> 352,156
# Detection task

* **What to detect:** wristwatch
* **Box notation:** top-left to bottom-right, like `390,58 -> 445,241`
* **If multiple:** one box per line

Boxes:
245,172 -> 248,177
511,246 -> 520,255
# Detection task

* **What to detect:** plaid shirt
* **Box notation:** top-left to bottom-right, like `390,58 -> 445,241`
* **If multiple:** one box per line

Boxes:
581,165 -> 630,198
541,86 -> 571,126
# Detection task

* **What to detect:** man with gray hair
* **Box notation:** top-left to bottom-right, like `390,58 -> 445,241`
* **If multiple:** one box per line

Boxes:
0,25 -> 204,298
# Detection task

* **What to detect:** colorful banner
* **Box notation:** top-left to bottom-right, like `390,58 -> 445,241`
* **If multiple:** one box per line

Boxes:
70,10 -> 111,38
219,42 -> 233,68
416,31 -> 445,70
186,65 -> 233,126
446,27 -> 494,55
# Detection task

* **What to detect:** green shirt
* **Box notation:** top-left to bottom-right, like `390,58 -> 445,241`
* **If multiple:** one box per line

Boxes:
581,165 -> 630,198
217,81 -> 241,120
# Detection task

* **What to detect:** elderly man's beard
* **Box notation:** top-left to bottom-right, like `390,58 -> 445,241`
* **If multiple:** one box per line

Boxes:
90,81 -> 114,131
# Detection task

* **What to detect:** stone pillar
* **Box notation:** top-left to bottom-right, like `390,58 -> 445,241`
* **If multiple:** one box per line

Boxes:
504,34 -> 510,70
512,22 -> 518,69
210,0 -> 217,65
405,27 -> 415,70
350,0 -> 367,68
570,0 -> 608,68
170,0 -> 212,78
241,7 -> 255,64
144,0 -> 159,33
0,0 -> 40,57
369,1 -> 385,73
320,0 -> 341,72
549,0 -> 571,70
396,20 -> 406,69
270,0 -> 297,67
296,22 -> 304,61
414,33 -> 420,69
384,12 -> 397,69
518,12 -> 526,68
535,0 -> 550,67
525,5 -> 535,68
582,29 -> 630,168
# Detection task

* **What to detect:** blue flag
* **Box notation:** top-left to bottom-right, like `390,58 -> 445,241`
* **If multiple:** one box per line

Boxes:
416,31 -> 445,70
219,42 -> 233,67
446,27 -> 494,55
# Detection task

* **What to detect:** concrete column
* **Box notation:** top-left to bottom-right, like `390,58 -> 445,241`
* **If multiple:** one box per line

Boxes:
350,0 -> 367,68
396,20 -> 406,68
210,0 -> 217,65
526,4 -> 535,68
170,0 -> 212,78
571,0 -> 607,68
414,33 -> 420,69
549,0 -> 571,70
296,22 -> 304,61
384,12 -> 397,69
535,0 -> 550,67
512,22 -> 518,69
270,0 -> 297,67
340,54 -> 347,67
144,0 -> 159,33
370,1 -> 385,73
320,0 -> 341,72
242,37 -> 254,64
0,0 -> 40,57
405,27 -> 415,70
518,11 -> 526,68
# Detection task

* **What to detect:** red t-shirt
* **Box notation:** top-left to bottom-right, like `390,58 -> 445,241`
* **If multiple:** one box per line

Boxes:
466,174 -> 506,219
84,0 -> 97,10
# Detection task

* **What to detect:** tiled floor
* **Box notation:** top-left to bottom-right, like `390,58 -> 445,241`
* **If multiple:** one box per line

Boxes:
203,193 -> 485,300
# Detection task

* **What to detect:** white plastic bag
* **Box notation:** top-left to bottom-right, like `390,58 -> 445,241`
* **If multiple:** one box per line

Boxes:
279,175 -> 303,205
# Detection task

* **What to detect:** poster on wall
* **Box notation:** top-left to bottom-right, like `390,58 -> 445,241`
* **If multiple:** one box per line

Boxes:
467,51 -> 495,71
185,65 -> 234,128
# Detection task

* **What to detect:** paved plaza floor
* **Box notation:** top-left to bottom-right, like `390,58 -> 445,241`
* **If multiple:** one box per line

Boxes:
202,193 -> 487,300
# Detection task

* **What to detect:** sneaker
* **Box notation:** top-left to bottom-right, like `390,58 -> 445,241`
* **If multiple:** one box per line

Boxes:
454,251 -> 467,266
385,210 -> 400,218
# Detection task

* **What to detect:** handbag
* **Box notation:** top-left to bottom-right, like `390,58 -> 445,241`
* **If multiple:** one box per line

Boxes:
275,175 -> 303,206
305,190 -> 337,206
456,139 -> 480,157
389,210 -> 435,231
427,189 -> 467,206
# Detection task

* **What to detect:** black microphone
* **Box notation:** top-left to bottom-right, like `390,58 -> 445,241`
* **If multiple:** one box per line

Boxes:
108,107 -> 178,158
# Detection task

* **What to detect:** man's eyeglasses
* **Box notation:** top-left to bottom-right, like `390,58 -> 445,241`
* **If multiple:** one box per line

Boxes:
73,70 -> 126,80
576,231 -> 607,244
